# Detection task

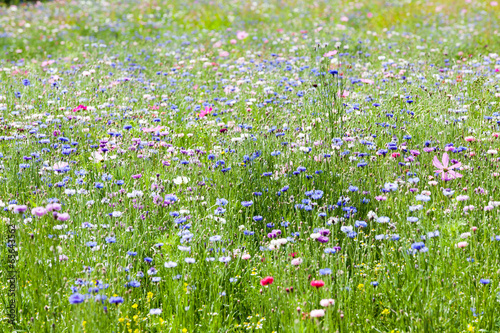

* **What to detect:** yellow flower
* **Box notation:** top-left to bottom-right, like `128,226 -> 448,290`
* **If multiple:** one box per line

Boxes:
118,318 -> 125,323
159,318 -> 164,325
467,324 -> 475,332
147,292 -> 153,299
381,309 -> 390,315
182,329 -> 188,333
357,284 -> 364,290
132,303 -> 138,309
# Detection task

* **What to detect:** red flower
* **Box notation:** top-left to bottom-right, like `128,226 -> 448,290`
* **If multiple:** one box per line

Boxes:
310,280 -> 325,288
220,128 -> 228,133
260,276 -> 274,286
290,252 -> 297,258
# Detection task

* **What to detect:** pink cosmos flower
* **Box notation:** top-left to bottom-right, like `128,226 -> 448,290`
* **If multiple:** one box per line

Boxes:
72,104 -> 87,112
199,107 -> 212,118
323,50 -> 337,57
433,153 -> 462,181
236,31 -> 248,40
142,126 -> 165,133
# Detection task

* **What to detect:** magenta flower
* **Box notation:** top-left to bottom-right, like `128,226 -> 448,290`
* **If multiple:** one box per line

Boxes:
198,106 -> 212,118
72,104 -> 87,112
433,153 -> 462,181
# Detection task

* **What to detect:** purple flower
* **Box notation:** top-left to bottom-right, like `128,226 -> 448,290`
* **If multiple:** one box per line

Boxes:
317,236 -> 329,243
109,296 -> 124,304
69,293 -> 85,304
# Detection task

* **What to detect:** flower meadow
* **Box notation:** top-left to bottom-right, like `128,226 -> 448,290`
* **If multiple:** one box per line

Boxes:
0,0 -> 500,332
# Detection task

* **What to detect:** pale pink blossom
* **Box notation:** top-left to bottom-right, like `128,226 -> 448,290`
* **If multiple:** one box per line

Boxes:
433,153 -> 462,181
236,31 -> 248,40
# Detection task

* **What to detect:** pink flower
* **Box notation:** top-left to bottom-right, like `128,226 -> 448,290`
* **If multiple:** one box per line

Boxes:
291,258 -> 303,266
199,107 -> 212,118
457,242 -> 468,248
310,309 -> 325,318
433,153 -> 462,181
464,136 -> 476,142
131,174 -> 142,179
59,254 -> 68,261
320,299 -> 335,307
32,207 -> 47,217
323,50 -> 337,57
236,31 -> 248,40
241,254 -> 251,260
57,213 -> 70,221
13,205 -> 27,213
391,152 -> 400,158
46,203 -> 62,211
142,126 -> 165,133
72,104 -> 87,112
